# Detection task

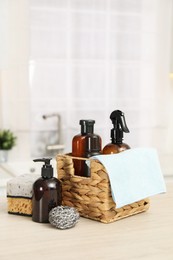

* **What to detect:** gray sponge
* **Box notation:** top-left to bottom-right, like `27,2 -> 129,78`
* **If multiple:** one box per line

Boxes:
49,206 -> 80,229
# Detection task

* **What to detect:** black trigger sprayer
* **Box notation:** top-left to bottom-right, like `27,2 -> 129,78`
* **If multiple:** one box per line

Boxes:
102,110 -> 131,154
110,110 -> 129,144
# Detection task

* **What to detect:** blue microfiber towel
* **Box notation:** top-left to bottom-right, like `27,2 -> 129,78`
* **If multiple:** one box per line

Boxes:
92,148 -> 166,208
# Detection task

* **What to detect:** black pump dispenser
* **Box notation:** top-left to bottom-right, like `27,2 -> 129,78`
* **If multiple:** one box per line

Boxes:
32,157 -> 62,223
33,158 -> 53,178
110,110 -> 129,144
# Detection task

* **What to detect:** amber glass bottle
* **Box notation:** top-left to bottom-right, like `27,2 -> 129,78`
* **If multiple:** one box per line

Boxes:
32,158 -> 62,223
102,142 -> 130,154
72,120 -> 101,176
102,110 -> 130,154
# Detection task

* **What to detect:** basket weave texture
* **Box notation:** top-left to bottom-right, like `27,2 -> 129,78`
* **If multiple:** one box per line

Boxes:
56,154 -> 150,223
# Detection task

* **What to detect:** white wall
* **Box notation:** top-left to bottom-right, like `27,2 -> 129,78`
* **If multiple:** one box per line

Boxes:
0,0 -> 173,176
0,0 -> 31,161
28,0 -> 173,175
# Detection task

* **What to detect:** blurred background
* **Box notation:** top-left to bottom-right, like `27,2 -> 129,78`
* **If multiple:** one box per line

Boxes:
0,0 -> 173,176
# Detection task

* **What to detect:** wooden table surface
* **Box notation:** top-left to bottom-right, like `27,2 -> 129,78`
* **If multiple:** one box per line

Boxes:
0,179 -> 173,260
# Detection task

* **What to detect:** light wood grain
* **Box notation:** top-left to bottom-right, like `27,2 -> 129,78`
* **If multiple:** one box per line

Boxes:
0,179 -> 173,260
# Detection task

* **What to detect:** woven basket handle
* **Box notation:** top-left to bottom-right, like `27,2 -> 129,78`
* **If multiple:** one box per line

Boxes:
64,154 -> 92,177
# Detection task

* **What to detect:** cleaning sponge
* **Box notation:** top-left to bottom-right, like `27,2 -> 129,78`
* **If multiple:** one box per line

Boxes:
7,174 -> 39,216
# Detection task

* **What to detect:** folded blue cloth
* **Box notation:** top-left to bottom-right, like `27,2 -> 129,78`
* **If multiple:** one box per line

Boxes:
92,148 -> 166,208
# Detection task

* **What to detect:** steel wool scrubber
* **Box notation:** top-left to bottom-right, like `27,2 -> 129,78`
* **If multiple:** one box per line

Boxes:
49,206 -> 80,229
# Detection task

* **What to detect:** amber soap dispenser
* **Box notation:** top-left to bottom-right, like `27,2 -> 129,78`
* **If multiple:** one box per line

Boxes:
32,158 -> 62,223
102,110 -> 130,154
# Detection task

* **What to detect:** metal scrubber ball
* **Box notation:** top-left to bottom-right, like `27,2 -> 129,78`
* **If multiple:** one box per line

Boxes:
49,206 -> 80,229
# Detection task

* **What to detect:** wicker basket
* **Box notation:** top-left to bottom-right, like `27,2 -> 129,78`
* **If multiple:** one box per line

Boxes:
56,154 -> 150,223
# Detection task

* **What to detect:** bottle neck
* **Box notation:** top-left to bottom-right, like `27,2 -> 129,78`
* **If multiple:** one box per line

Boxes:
81,124 -> 94,135
79,119 -> 95,135
41,166 -> 53,178
111,128 -> 123,144
111,138 -> 123,144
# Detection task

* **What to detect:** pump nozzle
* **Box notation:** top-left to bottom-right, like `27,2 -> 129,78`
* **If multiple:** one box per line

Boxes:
110,110 -> 130,144
33,158 -> 52,165
33,158 -> 53,178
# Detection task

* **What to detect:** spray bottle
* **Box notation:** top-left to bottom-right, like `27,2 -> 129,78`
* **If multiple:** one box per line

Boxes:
102,110 -> 130,154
